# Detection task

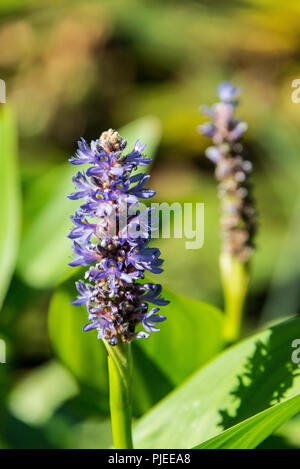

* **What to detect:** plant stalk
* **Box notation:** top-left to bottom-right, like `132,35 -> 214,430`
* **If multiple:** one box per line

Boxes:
220,251 -> 250,343
104,340 -> 133,449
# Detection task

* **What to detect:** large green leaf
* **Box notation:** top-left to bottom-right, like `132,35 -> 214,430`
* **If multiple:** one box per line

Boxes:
48,269 -> 109,397
138,287 -> 224,385
0,106 -> 20,309
18,116 -> 161,289
17,163 -> 78,288
195,395 -> 300,449
134,317 -> 300,448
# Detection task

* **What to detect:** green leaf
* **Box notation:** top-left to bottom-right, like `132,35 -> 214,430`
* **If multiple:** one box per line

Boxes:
17,164 -> 78,288
134,317 -> 300,449
194,395 -> 300,449
0,106 -> 20,309
17,116 -> 161,289
138,287 -> 224,385
48,269 -> 109,397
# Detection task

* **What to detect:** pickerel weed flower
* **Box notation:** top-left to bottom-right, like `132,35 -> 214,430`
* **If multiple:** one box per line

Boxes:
199,82 -> 257,263
68,129 -> 168,345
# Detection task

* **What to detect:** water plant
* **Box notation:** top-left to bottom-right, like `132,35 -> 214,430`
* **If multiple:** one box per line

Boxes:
200,82 -> 257,342
67,128 -> 168,448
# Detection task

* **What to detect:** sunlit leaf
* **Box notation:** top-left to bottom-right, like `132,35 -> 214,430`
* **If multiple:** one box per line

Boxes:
195,395 -> 300,449
134,317 -> 300,448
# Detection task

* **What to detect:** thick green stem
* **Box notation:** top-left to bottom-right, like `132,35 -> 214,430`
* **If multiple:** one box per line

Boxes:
104,340 -> 133,449
220,252 -> 250,343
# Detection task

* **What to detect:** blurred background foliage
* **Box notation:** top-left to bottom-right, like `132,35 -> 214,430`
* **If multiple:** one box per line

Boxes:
0,0 -> 300,448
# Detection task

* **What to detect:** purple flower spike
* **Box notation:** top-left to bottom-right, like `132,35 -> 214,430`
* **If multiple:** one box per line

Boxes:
68,128 -> 169,345
199,83 -> 257,263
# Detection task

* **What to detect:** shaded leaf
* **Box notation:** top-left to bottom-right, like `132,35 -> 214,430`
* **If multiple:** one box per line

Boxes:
138,286 -> 224,385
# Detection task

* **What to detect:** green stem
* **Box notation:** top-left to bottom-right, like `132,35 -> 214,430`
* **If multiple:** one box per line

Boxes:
104,340 -> 133,449
220,252 -> 250,343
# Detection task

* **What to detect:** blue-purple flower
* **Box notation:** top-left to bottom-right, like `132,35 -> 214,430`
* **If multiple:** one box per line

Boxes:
68,128 -> 168,344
